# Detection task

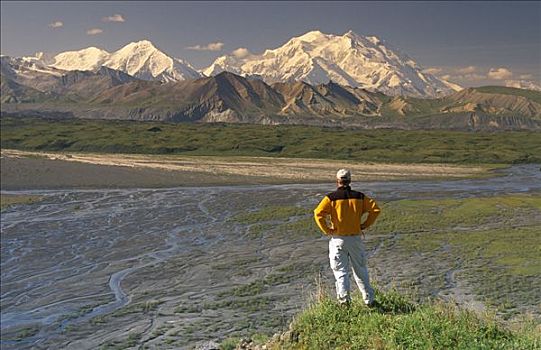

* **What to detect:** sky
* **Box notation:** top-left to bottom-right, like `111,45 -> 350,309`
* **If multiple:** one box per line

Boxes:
1,1 -> 540,88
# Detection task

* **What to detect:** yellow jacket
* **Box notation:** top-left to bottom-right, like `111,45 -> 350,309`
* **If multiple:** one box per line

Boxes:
314,186 -> 380,235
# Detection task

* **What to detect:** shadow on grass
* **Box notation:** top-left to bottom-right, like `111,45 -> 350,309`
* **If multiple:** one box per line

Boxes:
369,298 -> 416,315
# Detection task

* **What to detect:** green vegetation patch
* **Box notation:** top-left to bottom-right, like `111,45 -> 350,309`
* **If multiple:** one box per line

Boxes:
1,326 -> 40,342
2,116 -> 541,164
205,296 -> 276,313
383,225 -> 540,318
1,194 -> 43,211
367,193 -> 540,319
219,262 -> 321,298
273,290 -> 540,350
374,194 -> 541,235
109,300 -> 163,318
474,86 -> 541,104
99,332 -> 142,350
446,226 -> 541,276
275,216 -> 319,238
230,204 -> 319,238
446,226 -> 541,317
231,205 -> 307,224
220,337 -> 242,350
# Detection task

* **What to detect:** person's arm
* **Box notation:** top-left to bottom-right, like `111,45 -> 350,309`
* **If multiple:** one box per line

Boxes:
361,196 -> 381,230
314,196 -> 333,235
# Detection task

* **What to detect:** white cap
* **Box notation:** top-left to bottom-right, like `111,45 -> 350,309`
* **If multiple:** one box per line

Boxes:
336,169 -> 351,181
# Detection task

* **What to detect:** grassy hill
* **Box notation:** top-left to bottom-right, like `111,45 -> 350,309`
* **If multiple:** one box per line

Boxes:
473,86 -> 541,105
273,291 -> 540,349
225,290 -> 540,350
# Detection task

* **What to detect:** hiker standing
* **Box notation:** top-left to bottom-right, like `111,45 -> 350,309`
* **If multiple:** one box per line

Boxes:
314,169 -> 381,306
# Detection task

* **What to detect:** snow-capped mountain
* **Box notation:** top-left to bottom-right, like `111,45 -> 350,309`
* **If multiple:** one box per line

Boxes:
52,47 -> 110,72
1,54 -> 70,93
203,30 -> 461,97
1,53 -> 62,77
50,40 -> 202,82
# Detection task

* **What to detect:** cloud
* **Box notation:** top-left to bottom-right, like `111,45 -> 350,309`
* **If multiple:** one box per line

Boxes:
424,66 -> 487,85
488,67 -> 513,80
460,73 -> 487,82
456,66 -> 477,74
519,74 -> 533,79
444,71 -> 485,82
102,14 -> 125,23
505,79 -> 541,91
186,42 -> 224,51
48,21 -> 63,28
232,47 -> 251,58
423,66 -> 483,83
422,67 -> 442,75
86,28 -> 104,35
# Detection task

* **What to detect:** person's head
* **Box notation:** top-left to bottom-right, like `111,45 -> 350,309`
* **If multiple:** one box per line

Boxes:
336,169 -> 351,187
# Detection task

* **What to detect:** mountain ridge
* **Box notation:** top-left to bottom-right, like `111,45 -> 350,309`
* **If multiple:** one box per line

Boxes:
50,40 -> 202,82
2,65 -> 540,130
2,30 -> 465,97
4,31 -> 540,100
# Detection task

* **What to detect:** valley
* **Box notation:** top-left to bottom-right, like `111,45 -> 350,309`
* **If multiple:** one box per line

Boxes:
1,10 -> 540,349
1,165 -> 540,349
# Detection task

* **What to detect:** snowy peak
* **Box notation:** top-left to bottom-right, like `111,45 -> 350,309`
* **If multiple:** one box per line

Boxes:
105,40 -> 172,80
203,30 -> 461,97
203,55 -> 243,77
120,39 -> 157,51
52,47 -> 110,71
295,30 -> 331,43
50,40 -> 202,82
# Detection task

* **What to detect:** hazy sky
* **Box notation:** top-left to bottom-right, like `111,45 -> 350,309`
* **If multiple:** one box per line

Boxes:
1,1 -> 540,87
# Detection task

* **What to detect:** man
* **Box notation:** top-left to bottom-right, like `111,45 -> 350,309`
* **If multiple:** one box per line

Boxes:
314,169 -> 381,306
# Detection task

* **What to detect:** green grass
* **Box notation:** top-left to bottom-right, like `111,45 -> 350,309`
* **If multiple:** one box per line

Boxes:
269,290 -> 540,350
474,86 -> 541,105
205,296 -> 276,313
99,332 -> 142,350
1,326 -> 41,341
366,193 -> 541,319
1,194 -> 43,211
220,337 -> 242,350
229,204 -> 319,238
231,205 -> 307,224
218,263 -> 321,298
108,300 -> 163,318
374,194 -> 541,235
2,116 -> 541,164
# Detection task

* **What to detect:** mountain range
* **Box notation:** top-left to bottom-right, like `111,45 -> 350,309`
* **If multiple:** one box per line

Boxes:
2,30 -> 465,98
50,40 -> 202,82
2,64 -> 540,130
1,32 -> 540,130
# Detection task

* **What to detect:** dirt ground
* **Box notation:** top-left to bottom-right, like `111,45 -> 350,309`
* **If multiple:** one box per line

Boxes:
1,149 -> 489,190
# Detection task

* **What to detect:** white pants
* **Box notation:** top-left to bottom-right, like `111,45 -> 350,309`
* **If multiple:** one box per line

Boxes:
329,235 -> 374,305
